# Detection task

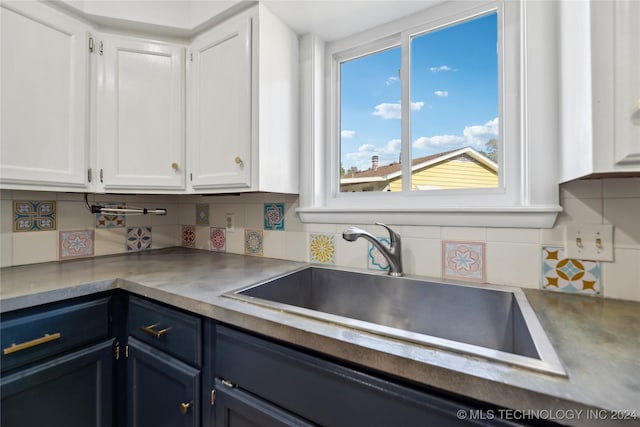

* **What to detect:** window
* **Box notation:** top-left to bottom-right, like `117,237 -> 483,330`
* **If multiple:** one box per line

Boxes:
340,12 -> 499,193
297,0 -> 562,228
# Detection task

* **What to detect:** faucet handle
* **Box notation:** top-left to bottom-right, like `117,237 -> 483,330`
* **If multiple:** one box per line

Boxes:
374,222 -> 401,243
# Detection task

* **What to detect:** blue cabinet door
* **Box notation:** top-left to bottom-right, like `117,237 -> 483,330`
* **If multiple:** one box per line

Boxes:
214,378 -> 315,427
0,339 -> 114,427
127,337 -> 200,427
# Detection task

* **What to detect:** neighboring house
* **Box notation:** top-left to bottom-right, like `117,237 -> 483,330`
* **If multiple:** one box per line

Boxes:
340,147 -> 498,192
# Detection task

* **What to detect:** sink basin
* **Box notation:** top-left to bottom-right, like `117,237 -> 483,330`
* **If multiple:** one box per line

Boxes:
224,266 -> 566,376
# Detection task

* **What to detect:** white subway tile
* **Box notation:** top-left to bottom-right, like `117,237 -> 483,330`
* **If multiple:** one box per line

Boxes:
402,238 -> 441,278
152,203 -> 179,226
95,229 -> 127,256
283,199 -> 304,232
556,197 -> 602,224
399,225 -> 441,240
441,227 -> 486,241
11,191 -> 54,200
178,202 -> 196,225
334,234 -> 367,269
602,177 -> 640,198
58,201 -> 95,230
302,223 -> 338,234
263,230 -> 286,260
1,199 -> 13,233
13,231 -> 57,265
154,225 -> 180,249
285,232 -> 308,262
540,224 -> 566,246
1,233 -> 13,267
244,203 -> 264,229
603,198 -> 640,247
601,249 -> 640,302
485,243 -> 540,288
560,179 -> 602,200
0,190 -> 13,200
225,229 -> 245,254
486,228 -> 540,244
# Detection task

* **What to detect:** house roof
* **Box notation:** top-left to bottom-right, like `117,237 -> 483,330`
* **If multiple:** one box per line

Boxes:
340,147 -> 497,184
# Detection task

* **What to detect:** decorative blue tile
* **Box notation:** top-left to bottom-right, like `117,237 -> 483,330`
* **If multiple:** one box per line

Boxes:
541,246 -> 601,295
14,201 -> 56,232
96,202 -> 126,228
59,230 -> 94,260
245,230 -> 263,256
368,237 -> 391,271
196,204 -> 209,226
264,203 -> 285,231
127,227 -> 152,251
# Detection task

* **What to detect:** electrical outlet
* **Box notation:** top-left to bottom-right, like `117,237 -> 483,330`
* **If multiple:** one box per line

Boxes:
225,213 -> 235,232
564,224 -> 614,261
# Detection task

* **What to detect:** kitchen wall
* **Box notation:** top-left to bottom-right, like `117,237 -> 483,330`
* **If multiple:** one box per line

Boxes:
1,177 -> 638,302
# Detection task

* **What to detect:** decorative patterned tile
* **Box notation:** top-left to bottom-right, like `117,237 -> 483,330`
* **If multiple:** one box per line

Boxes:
245,230 -> 263,256
59,230 -> 94,260
14,201 -> 56,232
368,237 -> 391,271
196,204 -> 209,226
96,202 -> 126,228
264,203 -> 285,231
182,225 -> 196,248
541,246 -> 602,295
310,233 -> 335,264
127,227 -> 152,251
442,241 -> 485,282
210,227 -> 226,252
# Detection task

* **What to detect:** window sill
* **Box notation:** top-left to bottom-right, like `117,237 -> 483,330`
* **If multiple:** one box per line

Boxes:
296,206 -> 562,228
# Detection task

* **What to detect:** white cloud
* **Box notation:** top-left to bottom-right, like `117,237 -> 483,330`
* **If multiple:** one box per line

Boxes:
341,130 -> 356,139
434,91 -> 448,98
372,101 -> 425,119
429,65 -> 455,72
385,76 -> 399,86
412,117 -> 499,152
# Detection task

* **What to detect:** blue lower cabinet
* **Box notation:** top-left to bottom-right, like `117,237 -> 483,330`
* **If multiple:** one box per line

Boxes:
127,337 -> 200,427
214,326 -> 523,427
213,378 -> 315,427
0,339 -> 114,427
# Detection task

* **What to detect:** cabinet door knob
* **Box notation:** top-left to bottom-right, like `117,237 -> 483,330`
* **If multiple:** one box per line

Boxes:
179,402 -> 191,415
171,162 -> 179,171
234,156 -> 243,166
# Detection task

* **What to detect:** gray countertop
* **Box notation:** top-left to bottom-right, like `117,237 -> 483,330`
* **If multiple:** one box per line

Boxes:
1,248 -> 638,426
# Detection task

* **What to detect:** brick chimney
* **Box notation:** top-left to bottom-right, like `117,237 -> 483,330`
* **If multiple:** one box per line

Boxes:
372,155 -> 379,171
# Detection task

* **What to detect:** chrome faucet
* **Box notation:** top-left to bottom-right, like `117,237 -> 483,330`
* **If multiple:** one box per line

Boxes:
342,222 -> 404,277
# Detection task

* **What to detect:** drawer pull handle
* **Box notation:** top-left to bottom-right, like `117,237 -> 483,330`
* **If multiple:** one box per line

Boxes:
3,332 -> 62,355
139,323 -> 170,339
179,402 -> 191,415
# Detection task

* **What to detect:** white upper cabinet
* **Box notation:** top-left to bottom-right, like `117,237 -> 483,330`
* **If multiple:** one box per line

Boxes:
559,0 -> 640,182
97,35 -> 186,192
0,2 -> 91,191
189,13 -> 252,190
188,5 -> 299,194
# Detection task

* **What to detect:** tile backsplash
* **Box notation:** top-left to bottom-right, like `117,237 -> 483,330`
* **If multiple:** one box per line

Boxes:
1,177 -> 639,302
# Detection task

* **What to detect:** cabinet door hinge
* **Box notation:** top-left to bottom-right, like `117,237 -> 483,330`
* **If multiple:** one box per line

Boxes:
114,341 -> 120,360
190,173 -> 193,181
88,168 -> 92,183
210,389 -> 216,406
125,345 -> 129,359
89,36 -> 94,52
100,169 -> 104,183
189,52 -> 193,62
98,41 -> 104,56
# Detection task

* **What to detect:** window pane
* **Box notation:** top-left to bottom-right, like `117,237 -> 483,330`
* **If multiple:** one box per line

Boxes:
340,47 -> 401,192
410,12 -> 499,191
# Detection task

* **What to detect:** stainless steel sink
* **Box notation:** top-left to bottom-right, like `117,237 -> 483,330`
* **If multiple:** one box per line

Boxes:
224,266 -> 566,376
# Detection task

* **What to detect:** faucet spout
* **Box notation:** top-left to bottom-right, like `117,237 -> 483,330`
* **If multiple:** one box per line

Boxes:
342,223 -> 404,277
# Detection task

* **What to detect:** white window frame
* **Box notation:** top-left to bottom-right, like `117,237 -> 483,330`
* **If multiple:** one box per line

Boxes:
297,0 -> 562,228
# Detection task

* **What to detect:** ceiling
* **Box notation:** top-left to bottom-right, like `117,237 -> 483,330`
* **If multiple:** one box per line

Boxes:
262,1 -> 444,42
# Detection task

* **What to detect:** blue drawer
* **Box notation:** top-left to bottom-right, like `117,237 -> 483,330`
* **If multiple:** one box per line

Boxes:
1,297 -> 111,372
128,296 -> 202,367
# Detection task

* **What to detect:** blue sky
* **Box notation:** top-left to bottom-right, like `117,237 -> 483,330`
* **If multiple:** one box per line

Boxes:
340,12 -> 498,171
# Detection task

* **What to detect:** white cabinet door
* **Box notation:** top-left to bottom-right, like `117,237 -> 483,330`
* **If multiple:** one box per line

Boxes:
0,2 -> 90,190
613,0 -> 640,166
189,14 -> 252,190
98,35 -> 185,191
